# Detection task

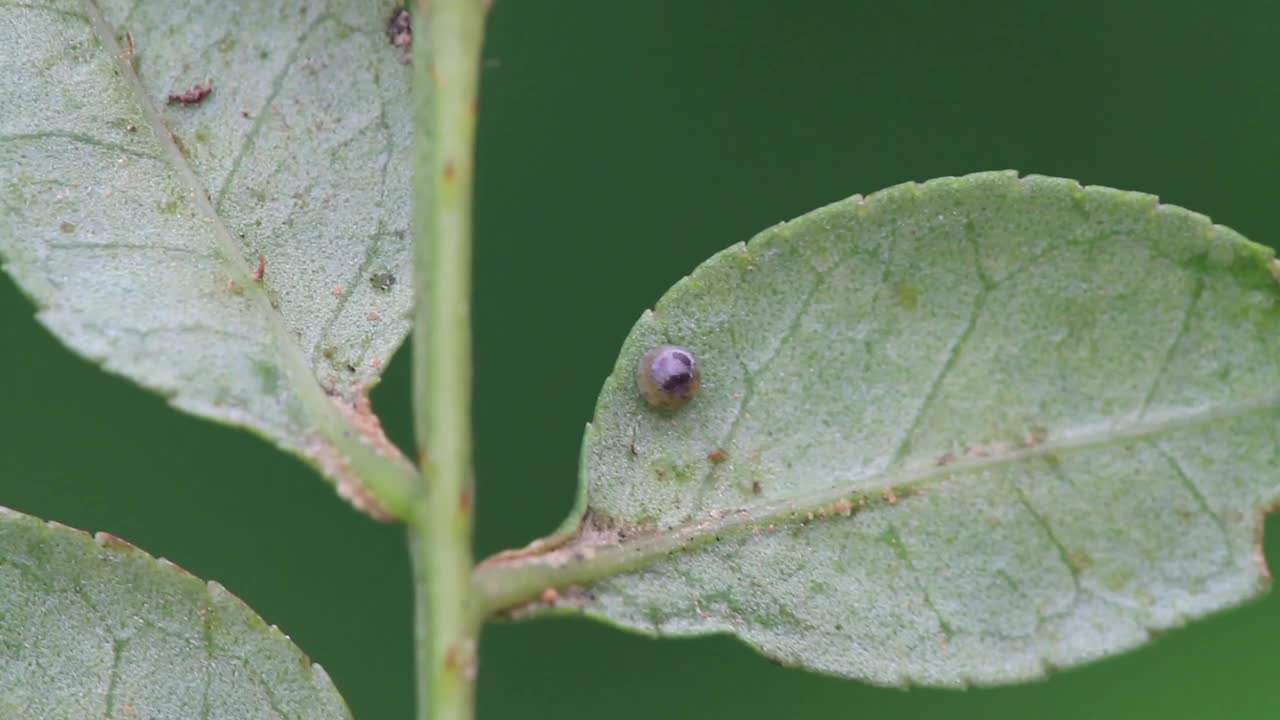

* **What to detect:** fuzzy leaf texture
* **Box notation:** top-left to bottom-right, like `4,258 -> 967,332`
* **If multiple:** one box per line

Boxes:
491,172 -> 1280,687
0,506 -> 352,718
0,0 -> 416,518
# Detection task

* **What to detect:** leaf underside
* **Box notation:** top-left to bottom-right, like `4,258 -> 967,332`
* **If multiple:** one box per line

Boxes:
0,505 -> 351,719
0,0 -> 414,515
546,171 -> 1280,687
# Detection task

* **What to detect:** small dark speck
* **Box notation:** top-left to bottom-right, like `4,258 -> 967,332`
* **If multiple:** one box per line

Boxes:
345,363 -> 357,373
59,221 -> 76,233
370,272 -> 396,292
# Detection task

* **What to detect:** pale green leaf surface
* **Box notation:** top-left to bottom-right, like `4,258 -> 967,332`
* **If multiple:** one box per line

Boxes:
501,172 -> 1280,687
0,0 -> 415,516
0,505 -> 352,719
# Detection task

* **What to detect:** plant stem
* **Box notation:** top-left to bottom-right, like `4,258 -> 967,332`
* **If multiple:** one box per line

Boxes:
410,2 -> 487,720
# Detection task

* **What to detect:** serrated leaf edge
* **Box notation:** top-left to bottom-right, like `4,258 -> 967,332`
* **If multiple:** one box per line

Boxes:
0,503 -> 353,716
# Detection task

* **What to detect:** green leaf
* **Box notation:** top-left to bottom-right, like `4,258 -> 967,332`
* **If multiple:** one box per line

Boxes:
0,505 -> 352,718
478,171 -> 1280,687
0,1 -> 416,518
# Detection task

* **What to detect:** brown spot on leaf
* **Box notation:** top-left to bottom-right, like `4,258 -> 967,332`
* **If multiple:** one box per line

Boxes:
1254,509 -> 1273,583
168,82 -> 212,105
1069,549 -> 1093,573
707,448 -> 727,463
58,221 -> 76,233
386,6 -> 412,55
1024,424 -> 1049,448
253,255 -> 266,282
539,587 -> 560,604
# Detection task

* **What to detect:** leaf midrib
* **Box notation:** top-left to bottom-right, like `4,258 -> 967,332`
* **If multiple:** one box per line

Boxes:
80,0 -> 415,517
474,392 -> 1280,614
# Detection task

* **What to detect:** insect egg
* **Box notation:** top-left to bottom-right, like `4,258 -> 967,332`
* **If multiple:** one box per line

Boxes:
637,345 -> 701,410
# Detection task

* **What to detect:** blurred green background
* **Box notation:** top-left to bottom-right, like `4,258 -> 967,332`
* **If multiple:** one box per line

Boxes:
3,1 -> 1280,718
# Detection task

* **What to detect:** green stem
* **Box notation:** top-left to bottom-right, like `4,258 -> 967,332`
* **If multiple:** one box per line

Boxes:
410,2 -> 487,720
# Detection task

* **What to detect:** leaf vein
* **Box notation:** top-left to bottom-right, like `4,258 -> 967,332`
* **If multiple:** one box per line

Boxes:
213,14 -> 330,213
102,637 -> 124,719
1151,441 -> 1235,567
478,394 -> 1280,615
1011,476 -> 1083,597
688,260 -> 831,519
0,131 -> 160,162
890,287 -> 987,468
0,1 -> 85,21
1137,277 -> 1202,419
